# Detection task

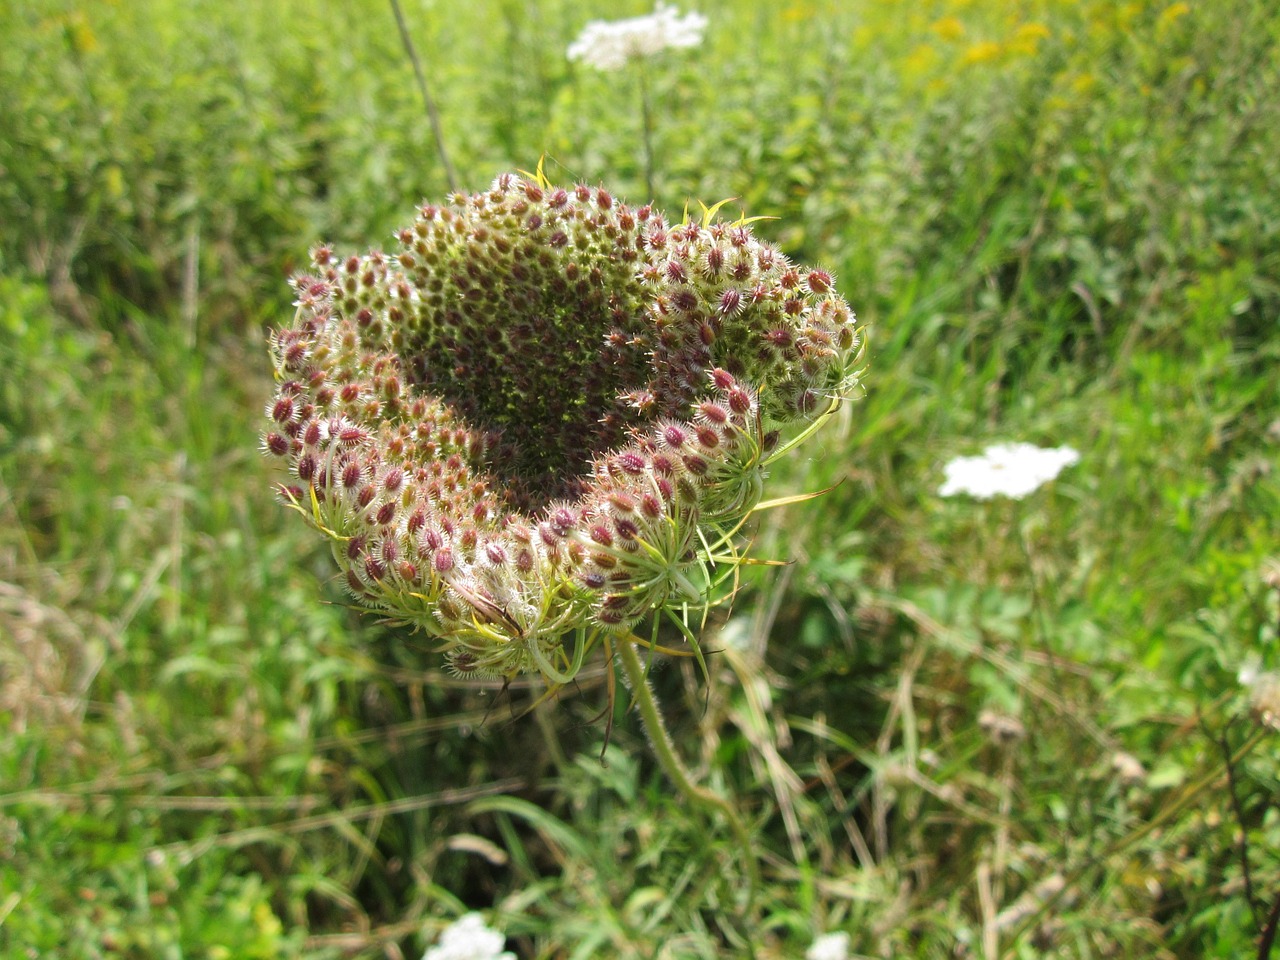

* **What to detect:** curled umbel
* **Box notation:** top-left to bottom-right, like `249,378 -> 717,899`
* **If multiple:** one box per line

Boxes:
263,172 -> 861,681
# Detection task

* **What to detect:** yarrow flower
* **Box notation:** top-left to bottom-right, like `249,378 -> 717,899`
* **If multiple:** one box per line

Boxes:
567,3 -> 708,71
263,172 -> 860,683
421,913 -> 514,960
939,442 -> 1079,500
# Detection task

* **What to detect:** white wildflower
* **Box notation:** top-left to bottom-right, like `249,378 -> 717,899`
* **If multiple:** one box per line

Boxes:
807,931 -> 851,960
567,3 -> 708,71
422,913 -> 515,960
939,442 -> 1080,500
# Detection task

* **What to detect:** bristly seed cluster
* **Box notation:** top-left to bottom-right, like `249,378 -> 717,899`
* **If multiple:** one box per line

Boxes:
263,172 -> 860,681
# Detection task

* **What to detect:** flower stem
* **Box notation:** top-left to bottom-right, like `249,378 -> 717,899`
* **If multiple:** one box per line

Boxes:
616,636 -> 759,911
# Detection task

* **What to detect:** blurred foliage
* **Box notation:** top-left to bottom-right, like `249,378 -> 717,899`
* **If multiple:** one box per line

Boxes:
1,0 -> 1278,957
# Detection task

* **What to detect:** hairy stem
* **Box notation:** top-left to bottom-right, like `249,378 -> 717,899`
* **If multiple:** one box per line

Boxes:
616,637 -> 759,910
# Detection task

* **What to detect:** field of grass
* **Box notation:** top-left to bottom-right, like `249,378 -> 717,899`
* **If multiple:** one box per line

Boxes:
1,0 -> 1278,957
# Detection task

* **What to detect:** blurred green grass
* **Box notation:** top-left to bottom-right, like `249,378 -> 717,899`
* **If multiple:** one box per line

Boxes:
1,0 -> 1278,957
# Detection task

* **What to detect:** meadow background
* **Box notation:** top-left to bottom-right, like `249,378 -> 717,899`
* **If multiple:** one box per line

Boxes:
1,0 -> 1278,957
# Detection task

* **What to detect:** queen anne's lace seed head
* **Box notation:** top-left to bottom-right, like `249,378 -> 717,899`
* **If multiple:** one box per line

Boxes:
264,173 -> 861,682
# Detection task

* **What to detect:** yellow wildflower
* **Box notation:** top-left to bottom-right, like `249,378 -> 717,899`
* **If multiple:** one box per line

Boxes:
930,16 -> 966,42
1156,2 -> 1190,35
1007,22 -> 1051,56
781,1 -> 816,22
904,43 -> 940,78
960,40 -> 1003,66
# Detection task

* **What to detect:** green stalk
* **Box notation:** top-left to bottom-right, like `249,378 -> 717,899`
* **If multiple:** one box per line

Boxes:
615,637 -> 759,911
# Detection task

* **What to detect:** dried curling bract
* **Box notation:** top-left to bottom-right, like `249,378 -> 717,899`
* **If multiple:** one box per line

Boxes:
263,172 -> 861,681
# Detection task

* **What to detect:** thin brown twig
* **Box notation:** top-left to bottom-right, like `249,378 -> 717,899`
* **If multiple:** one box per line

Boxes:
1259,889 -> 1280,960
389,0 -> 458,193
1210,718 -> 1260,927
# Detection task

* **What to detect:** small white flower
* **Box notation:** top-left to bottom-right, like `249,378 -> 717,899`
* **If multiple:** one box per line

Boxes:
806,931 -> 851,960
567,3 -> 708,71
422,913 -> 515,960
939,442 -> 1080,500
